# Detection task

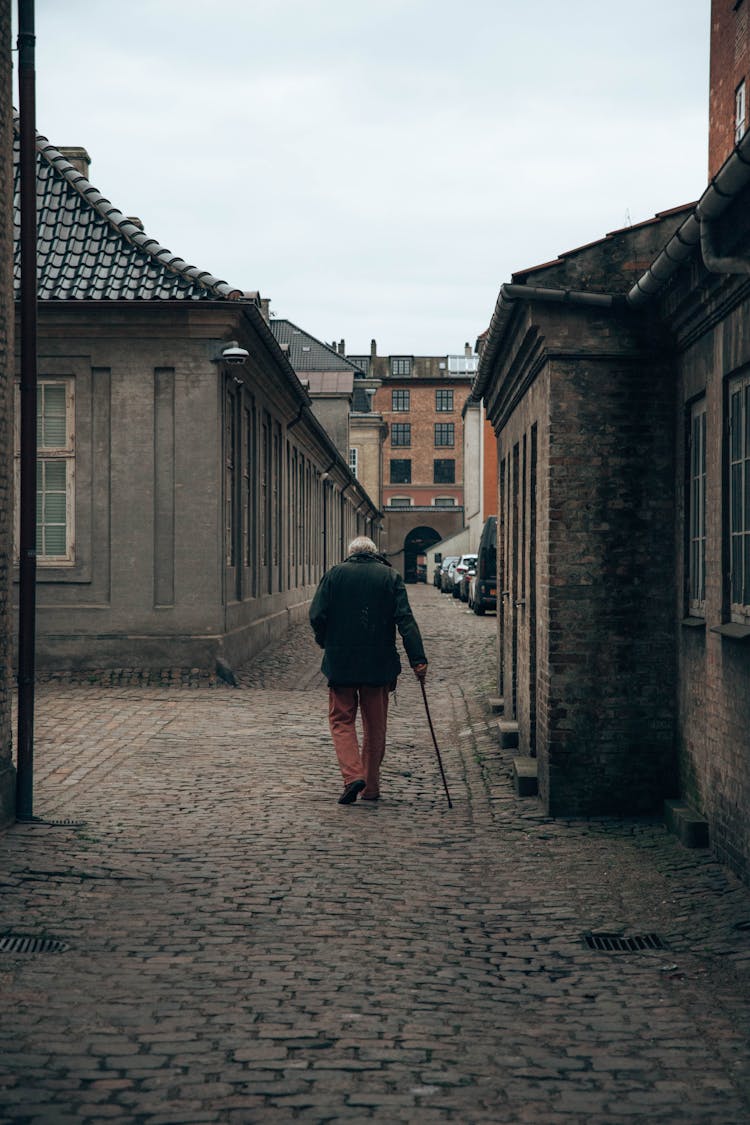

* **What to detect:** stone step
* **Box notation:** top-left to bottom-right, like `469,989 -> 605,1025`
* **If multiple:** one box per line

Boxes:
512,756 -> 538,798
664,798 -> 709,849
496,719 -> 519,749
488,696 -> 505,714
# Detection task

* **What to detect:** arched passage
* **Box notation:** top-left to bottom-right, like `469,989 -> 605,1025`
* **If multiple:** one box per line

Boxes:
404,525 -> 441,583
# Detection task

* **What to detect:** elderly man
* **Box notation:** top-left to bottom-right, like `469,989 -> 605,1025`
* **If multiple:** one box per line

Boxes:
309,536 -> 428,804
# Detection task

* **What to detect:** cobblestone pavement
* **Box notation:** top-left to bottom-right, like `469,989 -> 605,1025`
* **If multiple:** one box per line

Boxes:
1,585 -> 750,1124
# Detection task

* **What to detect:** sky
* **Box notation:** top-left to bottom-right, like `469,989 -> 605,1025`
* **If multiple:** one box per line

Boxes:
23,0 -> 710,355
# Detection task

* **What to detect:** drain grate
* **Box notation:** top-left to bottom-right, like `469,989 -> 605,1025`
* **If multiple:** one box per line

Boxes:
43,819 -> 87,828
0,934 -> 69,954
583,931 -> 667,953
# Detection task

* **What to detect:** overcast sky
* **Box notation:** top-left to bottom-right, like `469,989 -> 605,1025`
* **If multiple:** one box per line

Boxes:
26,0 -> 710,355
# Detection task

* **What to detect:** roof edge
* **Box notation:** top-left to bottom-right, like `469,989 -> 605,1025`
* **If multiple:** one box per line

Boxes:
16,111 -> 246,302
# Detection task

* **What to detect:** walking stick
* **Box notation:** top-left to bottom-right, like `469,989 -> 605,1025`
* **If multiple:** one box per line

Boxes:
419,681 -> 453,808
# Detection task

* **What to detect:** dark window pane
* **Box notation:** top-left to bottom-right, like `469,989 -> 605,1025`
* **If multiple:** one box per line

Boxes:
732,534 -> 742,603
731,390 -> 742,460
390,458 -> 412,484
392,390 -> 410,412
434,459 -> 455,483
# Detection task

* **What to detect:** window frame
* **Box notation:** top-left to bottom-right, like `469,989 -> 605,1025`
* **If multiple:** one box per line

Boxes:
688,398 -> 707,617
391,422 -> 411,448
389,496 -> 412,509
349,447 -> 359,479
390,356 -> 412,377
433,458 -> 455,484
737,80 -> 747,145
15,377 -> 76,566
434,422 -> 455,448
390,458 -> 412,485
728,371 -> 750,623
391,389 -> 410,412
435,389 -> 454,413
433,497 -> 456,507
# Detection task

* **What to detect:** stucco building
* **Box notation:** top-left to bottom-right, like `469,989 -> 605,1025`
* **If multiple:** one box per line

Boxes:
13,125 -> 378,675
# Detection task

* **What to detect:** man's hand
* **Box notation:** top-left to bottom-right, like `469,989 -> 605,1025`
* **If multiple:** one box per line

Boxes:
413,663 -> 428,683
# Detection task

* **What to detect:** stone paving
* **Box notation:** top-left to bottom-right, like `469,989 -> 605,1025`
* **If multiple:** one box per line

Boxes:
1,585 -> 750,1123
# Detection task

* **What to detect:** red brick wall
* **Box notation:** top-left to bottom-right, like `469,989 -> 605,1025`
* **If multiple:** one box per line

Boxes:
374,378 -> 470,507
709,0 -> 750,177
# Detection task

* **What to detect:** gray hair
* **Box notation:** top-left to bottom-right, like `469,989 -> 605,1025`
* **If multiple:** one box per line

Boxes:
347,536 -> 378,556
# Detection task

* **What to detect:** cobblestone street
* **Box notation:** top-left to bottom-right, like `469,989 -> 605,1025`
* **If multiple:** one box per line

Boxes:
1,585 -> 750,1123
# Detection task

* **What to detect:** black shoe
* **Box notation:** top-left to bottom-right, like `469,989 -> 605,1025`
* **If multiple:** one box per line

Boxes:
338,779 -> 366,805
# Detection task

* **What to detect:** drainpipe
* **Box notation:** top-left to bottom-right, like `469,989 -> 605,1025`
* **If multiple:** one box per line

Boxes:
16,0 -> 37,822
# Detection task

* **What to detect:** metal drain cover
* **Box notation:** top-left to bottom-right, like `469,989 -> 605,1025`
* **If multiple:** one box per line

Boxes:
0,935 -> 69,954
583,931 -> 667,952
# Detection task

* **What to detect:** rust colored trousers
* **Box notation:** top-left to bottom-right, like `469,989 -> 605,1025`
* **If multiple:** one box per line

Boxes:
328,684 -> 390,798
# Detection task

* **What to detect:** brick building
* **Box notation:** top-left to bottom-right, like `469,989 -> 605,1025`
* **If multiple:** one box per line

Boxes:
347,341 -> 475,580
12,124 -> 378,674
475,0 -> 750,885
0,0 -> 14,825
709,0 -> 750,176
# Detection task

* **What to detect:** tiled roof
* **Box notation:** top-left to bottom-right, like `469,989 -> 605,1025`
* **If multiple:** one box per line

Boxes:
270,319 -> 363,373
13,117 -> 244,301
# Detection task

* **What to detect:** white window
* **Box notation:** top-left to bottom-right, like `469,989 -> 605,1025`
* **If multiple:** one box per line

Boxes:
736,81 -> 747,144
349,447 -> 358,479
433,497 -> 456,507
15,379 -> 76,564
688,399 -> 706,615
389,497 -> 412,508
729,373 -> 750,621
447,354 -> 478,374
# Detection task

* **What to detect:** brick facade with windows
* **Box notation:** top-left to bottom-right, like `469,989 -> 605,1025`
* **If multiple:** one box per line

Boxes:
349,343 -> 474,577
0,0 -> 14,825
476,14 -> 750,881
709,0 -> 750,176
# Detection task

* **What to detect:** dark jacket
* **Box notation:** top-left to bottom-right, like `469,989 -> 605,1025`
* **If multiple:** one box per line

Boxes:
309,553 -> 427,686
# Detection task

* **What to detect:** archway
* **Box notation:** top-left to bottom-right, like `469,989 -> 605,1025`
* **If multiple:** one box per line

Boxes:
404,526 -> 441,583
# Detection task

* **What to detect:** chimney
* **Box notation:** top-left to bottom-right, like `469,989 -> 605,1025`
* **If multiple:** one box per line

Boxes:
338,339 -> 346,356
259,297 -> 271,323
370,338 -> 377,360
58,146 -> 91,179
464,341 -> 471,357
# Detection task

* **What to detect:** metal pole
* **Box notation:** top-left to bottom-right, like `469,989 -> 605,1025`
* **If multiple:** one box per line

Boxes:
16,0 -> 37,821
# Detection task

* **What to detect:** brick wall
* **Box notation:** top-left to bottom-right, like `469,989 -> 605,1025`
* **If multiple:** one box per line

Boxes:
709,0 -> 750,177
669,262 -> 750,884
0,0 -> 15,825
545,351 -> 677,815
374,378 -> 470,506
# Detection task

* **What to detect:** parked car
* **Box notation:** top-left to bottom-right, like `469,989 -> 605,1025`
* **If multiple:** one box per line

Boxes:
469,516 -> 497,615
432,554 -> 443,587
439,556 -> 460,592
458,564 -> 476,603
451,553 -> 478,598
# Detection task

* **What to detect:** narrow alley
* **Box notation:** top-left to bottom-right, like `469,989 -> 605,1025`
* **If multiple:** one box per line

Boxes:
1,586 -> 750,1124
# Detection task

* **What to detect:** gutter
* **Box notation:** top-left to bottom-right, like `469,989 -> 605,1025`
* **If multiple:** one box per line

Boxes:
473,284 -> 617,399
628,124 -> 750,306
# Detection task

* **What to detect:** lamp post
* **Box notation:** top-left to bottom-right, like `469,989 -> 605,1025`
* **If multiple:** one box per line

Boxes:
16,0 -> 37,821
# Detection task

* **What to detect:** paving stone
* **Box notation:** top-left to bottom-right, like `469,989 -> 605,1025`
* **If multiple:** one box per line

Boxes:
0,587 -> 749,1122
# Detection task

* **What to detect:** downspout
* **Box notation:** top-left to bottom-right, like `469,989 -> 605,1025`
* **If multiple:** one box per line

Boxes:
16,0 -> 38,822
